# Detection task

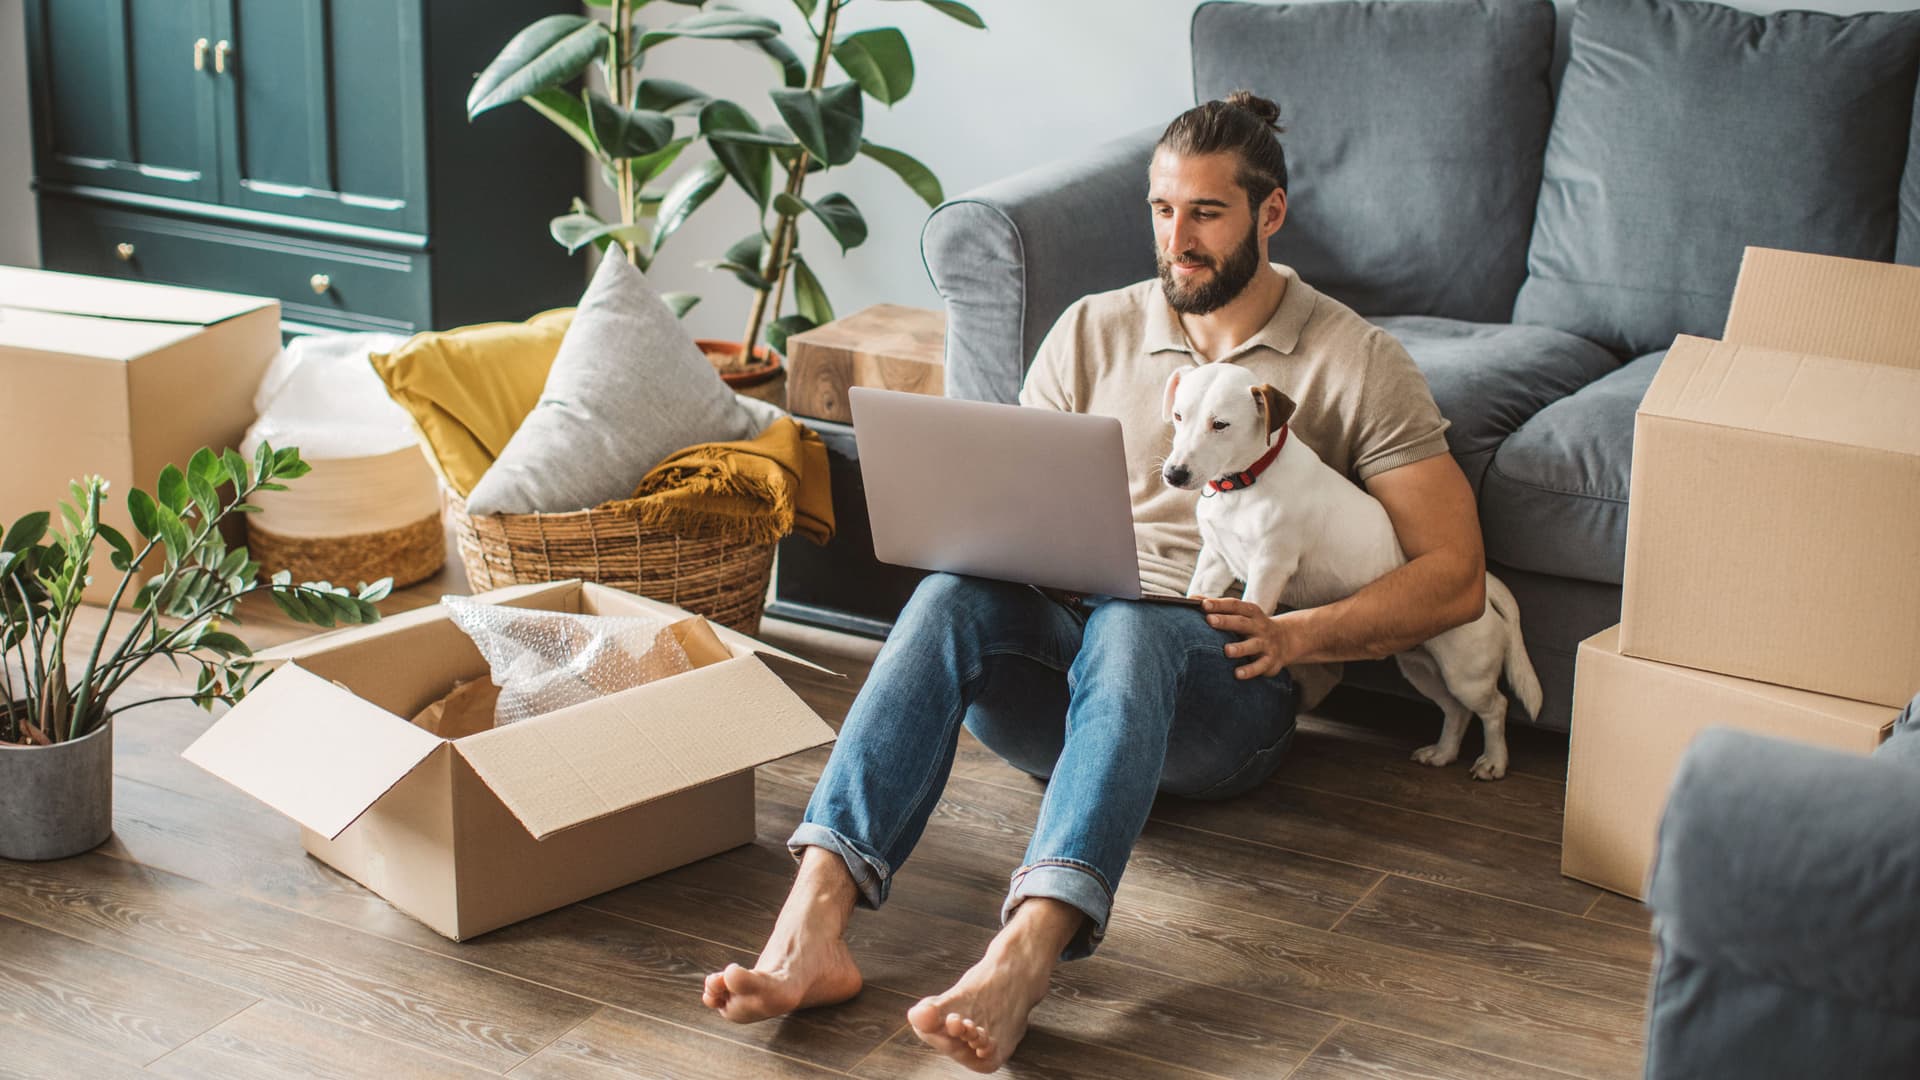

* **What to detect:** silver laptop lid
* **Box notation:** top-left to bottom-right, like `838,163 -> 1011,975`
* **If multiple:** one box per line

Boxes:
849,388 -> 1142,599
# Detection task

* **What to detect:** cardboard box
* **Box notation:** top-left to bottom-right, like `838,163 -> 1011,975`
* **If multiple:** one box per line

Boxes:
1619,248 -> 1920,707
785,303 -> 945,423
1563,625 -> 1898,900
0,268 -> 278,604
182,580 -> 838,941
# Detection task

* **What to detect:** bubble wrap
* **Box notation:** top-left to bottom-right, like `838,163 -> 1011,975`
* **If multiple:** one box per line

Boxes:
442,596 -> 693,726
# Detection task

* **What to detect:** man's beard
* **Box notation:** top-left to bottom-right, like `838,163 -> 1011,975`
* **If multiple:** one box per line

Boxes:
1157,222 -> 1263,316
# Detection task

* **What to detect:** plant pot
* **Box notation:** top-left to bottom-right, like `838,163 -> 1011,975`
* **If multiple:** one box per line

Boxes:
698,339 -> 787,409
0,707 -> 113,861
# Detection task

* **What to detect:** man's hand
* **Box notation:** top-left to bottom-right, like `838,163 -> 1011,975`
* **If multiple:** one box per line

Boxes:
1201,597 -> 1301,679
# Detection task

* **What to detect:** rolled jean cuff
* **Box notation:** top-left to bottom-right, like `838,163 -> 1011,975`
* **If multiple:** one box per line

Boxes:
1002,858 -> 1113,961
787,823 -> 892,910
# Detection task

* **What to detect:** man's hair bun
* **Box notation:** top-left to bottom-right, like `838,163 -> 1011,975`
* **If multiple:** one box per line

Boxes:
1224,90 -> 1284,134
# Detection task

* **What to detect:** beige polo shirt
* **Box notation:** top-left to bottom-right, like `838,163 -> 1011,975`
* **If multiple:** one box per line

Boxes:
1018,263 -> 1451,705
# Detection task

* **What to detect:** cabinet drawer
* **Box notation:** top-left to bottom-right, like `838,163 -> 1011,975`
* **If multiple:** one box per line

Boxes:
37,197 -> 431,333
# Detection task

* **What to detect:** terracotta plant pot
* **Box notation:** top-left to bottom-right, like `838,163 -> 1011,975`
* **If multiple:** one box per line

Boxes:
697,339 -> 786,407
0,707 -> 114,861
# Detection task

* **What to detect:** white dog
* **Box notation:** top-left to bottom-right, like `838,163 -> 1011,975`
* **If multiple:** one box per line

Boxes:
1160,362 -> 1540,780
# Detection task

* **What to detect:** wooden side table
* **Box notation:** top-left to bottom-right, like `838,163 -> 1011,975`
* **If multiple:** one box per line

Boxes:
771,304 -> 945,637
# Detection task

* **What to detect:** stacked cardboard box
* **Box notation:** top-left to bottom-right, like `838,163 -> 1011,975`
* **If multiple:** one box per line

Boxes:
1562,249 -> 1915,900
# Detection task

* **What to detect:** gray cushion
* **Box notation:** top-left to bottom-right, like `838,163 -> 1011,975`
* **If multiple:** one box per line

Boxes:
1479,349 -> 1665,586
466,254 -> 772,515
1904,75 -> 1920,268
1513,0 -> 1920,357
1374,316 -> 1616,497
1190,0 -> 1555,322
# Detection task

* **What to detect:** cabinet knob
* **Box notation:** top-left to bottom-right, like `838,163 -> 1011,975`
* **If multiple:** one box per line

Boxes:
309,273 -> 331,295
214,40 -> 232,75
115,242 -> 135,262
193,38 -> 209,72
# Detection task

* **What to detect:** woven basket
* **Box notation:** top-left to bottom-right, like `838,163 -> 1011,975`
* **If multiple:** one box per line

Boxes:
250,513 -> 444,590
444,490 -> 776,636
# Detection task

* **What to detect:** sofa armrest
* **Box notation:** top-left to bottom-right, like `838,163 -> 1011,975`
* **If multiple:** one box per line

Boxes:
921,126 -> 1160,403
1644,727 -> 1920,1077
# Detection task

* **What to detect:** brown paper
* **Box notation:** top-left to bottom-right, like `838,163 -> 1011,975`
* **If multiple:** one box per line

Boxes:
410,677 -> 503,739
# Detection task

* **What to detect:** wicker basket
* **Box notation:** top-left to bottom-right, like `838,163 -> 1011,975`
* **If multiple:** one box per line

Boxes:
444,490 -> 776,635
250,513 -> 444,590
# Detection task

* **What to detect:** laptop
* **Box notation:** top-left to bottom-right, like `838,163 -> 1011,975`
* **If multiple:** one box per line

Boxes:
848,387 -> 1203,607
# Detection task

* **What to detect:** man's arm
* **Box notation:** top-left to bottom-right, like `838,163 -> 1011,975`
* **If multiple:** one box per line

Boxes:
1203,452 -> 1486,679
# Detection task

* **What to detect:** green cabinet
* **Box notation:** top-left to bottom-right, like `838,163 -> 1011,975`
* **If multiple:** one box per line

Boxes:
23,0 -> 580,334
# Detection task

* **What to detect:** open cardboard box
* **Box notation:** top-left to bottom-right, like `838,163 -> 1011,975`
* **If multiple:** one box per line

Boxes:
183,580 -> 838,940
0,268 -> 278,604
1619,247 -> 1920,707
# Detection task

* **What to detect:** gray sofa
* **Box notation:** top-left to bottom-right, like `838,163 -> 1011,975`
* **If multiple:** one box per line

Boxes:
1644,700 -> 1920,1077
920,0 -> 1920,730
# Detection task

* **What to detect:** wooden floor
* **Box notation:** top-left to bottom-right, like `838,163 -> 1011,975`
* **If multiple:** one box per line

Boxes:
1,561 -> 1653,1079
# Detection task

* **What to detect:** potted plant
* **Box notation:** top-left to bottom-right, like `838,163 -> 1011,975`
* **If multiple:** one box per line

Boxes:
0,444 -> 389,861
465,0 -> 983,382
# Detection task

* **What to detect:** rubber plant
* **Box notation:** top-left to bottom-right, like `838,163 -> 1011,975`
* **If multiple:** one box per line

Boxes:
466,0 -> 984,363
0,445 -> 388,747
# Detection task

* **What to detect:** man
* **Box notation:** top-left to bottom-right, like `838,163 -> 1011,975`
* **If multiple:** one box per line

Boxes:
701,92 -> 1486,1073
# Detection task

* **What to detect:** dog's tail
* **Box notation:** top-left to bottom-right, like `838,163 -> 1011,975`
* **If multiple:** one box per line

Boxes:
1486,572 -> 1543,722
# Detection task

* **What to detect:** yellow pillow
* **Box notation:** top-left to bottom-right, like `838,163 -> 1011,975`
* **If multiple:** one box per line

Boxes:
369,308 -> 574,496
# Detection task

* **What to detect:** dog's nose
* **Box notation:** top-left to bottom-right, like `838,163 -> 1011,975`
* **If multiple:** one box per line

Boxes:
1163,465 -> 1191,488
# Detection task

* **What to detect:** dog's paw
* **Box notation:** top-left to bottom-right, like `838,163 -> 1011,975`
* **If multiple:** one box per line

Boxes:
1410,744 -> 1457,768
1469,754 -> 1507,781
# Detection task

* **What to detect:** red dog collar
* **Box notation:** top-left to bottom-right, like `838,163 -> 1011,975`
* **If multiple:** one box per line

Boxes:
1206,426 -> 1288,494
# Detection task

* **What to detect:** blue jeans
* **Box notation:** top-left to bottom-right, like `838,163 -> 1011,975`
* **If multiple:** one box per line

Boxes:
788,572 -> 1298,959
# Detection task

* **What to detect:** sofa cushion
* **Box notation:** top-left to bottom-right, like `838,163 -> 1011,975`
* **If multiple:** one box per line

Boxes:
1190,0 -> 1556,323
1479,349 -> 1666,586
1903,76 -> 1920,268
1513,0 -> 1920,357
1375,316 -> 1616,497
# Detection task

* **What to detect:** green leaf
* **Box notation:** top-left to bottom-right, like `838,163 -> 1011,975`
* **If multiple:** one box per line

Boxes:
746,35 -> 808,89
783,191 -> 867,253
525,87 -> 600,155
662,292 -> 701,317
699,99 -> 772,210
194,631 -> 251,658
97,523 -> 133,571
771,83 -> 863,166
220,448 -> 251,491
358,578 -> 394,604
253,441 -> 274,484
585,90 -> 673,158
156,465 -> 188,514
880,0 -> 986,28
697,258 -> 773,292
636,79 -> 709,116
640,11 -> 780,51
792,255 -> 834,325
725,232 -> 767,270
791,0 -> 818,19
2,512 -> 48,554
153,503 -> 191,567
189,447 -> 224,495
631,136 -> 692,191
833,29 -> 913,106
218,546 -> 249,582
765,314 -> 815,356
552,212 -> 606,253
705,128 -> 803,149
859,140 -> 943,207
467,14 -> 610,119
652,159 -> 727,254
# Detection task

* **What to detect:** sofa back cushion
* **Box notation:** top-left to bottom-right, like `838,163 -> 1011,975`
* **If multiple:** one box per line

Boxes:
1190,0 -> 1555,322
1904,75 -> 1920,268
1514,0 -> 1920,358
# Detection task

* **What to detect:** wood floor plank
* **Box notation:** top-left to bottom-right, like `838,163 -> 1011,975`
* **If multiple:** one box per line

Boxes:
1332,876 -> 1654,1005
0,1014 -> 153,1080
146,1000 -> 499,1079
507,1005 -> 848,1079
0,915 -> 251,1066
851,1025 -> 1225,1080
1307,689 -> 1574,783
0,854 -> 594,1071
1585,892 -> 1654,934
1288,1021 -> 1588,1080
1280,725 -> 1567,843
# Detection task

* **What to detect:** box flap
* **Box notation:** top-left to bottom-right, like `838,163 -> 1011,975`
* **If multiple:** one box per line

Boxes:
0,305 -> 203,361
0,266 -> 274,326
252,601 -> 462,664
180,663 -> 443,839
1584,626 -> 1897,732
573,582 -> 838,675
467,579 -> 586,609
453,655 -> 836,840
1723,248 -> 1920,371
1640,336 -> 1920,458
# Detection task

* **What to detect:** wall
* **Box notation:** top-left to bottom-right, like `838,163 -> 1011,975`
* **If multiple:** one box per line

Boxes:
0,0 -> 1911,333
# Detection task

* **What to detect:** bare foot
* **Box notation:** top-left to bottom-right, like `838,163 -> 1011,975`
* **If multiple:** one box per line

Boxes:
703,847 -> 864,1023
907,898 -> 1081,1072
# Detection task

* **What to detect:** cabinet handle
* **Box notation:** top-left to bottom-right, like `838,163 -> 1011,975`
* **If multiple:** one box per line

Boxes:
193,38 -> 209,72
214,40 -> 231,75
115,242 -> 136,262
309,273 -> 331,295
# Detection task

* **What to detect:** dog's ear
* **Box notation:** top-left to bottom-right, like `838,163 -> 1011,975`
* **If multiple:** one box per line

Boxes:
1162,367 -> 1184,423
1254,385 -> 1296,444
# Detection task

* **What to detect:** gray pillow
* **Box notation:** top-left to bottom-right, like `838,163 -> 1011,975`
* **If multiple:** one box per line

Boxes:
1903,74 -> 1920,268
1513,0 -> 1920,357
465,254 -> 775,515
1190,0 -> 1557,322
